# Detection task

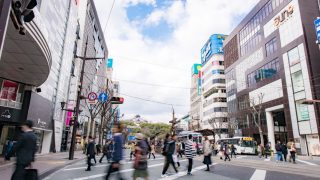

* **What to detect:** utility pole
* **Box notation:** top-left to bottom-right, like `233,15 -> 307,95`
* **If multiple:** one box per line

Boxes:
169,107 -> 180,135
69,36 -> 105,160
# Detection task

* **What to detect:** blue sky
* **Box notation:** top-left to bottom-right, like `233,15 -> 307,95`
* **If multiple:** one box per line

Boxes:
126,0 -> 183,40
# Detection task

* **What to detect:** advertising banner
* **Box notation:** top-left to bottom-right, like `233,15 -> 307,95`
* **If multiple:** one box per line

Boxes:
314,18 -> 320,43
201,34 -> 227,64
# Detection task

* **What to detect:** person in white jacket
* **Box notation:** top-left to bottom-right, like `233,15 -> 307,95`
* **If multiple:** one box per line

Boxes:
202,136 -> 212,171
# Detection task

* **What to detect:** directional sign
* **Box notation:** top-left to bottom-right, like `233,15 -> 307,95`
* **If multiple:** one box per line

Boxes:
314,18 -> 320,43
87,92 -> 97,104
98,92 -> 108,102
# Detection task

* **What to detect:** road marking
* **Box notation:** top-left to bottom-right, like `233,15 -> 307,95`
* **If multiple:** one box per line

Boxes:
158,163 -> 218,180
73,160 -> 187,180
264,158 -> 270,161
64,157 -> 164,171
250,169 -> 266,180
236,156 -> 247,159
296,159 -> 317,166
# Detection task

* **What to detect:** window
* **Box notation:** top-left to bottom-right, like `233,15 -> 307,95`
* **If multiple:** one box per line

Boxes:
292,71 -> 304,93
288,47 -> 300,66
213,79 -> 226,84
265,37 -> 277,57
214,107 -> 228,112
212,70 -> 224,75
247,58 -> 280,87
239,0 -> 285,57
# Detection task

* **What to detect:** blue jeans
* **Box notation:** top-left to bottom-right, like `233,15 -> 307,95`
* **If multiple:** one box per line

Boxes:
276,151 -> 282,161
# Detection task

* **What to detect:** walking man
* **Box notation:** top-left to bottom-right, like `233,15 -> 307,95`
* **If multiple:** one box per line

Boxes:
224,143 -> 231,161
106,123 -> 124,180
161,134 -> 178,177
265,142 -> 270,159
85,136 -> 95,171
230,144 -> 237,158
99,141 -> 109,163
275,141 -> 282,162
185,134 -> 196,175
7,120 -> 37,180
281,142 -> 288,162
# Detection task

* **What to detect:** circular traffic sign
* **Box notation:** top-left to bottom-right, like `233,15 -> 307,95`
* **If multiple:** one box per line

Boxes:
87,92 -> 97,101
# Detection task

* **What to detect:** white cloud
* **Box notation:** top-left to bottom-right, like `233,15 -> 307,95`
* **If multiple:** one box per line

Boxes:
125,0 -> 156,7
93,0 -> 259,123
145,10 -> 165,26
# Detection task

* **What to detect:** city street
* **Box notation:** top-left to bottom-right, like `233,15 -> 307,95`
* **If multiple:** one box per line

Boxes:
44,150 -> 320,180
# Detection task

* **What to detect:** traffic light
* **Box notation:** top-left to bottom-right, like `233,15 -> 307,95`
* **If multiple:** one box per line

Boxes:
11,0 -> 38,35
111,97 -> 124,104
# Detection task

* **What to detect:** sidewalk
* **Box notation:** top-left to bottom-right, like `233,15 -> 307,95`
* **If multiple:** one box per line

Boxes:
0,151 -> 86,180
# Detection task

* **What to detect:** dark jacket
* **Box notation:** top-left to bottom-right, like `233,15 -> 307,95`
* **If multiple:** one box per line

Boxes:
8,131 -> 37,166
86,141 -> 95,156
112,133 -> 123,162
166,141 -> 176,156
281,144 -> 288,154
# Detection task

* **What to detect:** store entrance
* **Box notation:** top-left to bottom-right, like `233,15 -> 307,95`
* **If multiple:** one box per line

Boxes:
0,125 -> 17,155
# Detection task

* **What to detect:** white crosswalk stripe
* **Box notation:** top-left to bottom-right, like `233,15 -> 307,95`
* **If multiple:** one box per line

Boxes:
250,169 -> 266,180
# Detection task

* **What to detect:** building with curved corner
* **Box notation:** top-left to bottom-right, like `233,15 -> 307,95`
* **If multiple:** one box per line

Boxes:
0,0 -> 80,154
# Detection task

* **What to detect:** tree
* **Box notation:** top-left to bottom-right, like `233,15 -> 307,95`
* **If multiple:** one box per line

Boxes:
249,93 -> 265,146
208,114 -> 228,140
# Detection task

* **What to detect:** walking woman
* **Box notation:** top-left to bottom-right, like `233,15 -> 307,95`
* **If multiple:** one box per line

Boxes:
203,136 -> 212,171
148,143 -> 156,159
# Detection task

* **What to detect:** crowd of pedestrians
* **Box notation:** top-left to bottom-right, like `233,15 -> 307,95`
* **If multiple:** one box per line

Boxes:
257,139 -> 297,164
3,120 -> 304,180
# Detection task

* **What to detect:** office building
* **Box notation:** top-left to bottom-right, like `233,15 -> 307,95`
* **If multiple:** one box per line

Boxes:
224,0 -> 320,155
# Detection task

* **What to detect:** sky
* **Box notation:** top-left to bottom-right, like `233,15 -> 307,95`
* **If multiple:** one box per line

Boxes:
93,0 -> 259,123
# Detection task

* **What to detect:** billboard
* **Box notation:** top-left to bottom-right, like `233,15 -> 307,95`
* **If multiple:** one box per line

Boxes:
107,58 -> 113,68
314,18 -> 320,43
192,64 -> 201,75
201,34 -> 227,65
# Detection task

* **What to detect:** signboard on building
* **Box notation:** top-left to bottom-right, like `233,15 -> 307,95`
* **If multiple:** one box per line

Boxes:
201,34 -> 227,65
107,58 -> 113,68
192,64 -> 201,75
314,18 -> 320,43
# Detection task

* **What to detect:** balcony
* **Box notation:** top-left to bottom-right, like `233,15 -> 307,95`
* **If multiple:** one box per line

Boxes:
0,5 -> 52,86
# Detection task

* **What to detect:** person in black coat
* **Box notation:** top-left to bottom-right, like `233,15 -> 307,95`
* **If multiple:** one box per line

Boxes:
85,136 -> 96,171
7,120 -> 37,180
281,142 -> 288,162
161,134 -> 178,177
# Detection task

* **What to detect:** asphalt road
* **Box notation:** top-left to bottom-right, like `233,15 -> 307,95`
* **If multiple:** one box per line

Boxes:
43,150 -> 320,180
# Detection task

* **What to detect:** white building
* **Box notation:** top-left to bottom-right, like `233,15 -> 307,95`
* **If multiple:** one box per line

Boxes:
200,34 -> 228,140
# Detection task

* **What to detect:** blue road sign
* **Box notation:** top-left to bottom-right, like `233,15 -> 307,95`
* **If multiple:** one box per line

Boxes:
98,92 -> 108,102
314,18 -> 320,43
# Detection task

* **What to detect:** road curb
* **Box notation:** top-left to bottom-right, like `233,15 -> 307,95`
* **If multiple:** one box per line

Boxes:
39,157 -> 86,179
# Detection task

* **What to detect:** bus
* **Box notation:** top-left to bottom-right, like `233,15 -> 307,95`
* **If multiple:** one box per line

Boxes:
178,131 -> 203,154
216,137 -> 256,155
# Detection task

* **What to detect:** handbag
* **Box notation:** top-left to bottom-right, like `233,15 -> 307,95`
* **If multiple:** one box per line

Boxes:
25,169 -> 39,180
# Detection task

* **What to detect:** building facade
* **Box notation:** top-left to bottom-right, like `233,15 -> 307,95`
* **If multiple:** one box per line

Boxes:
200,34 -> 228,140
70,0 -> 108,146
0,0 -> 80,154
190,64 -> 202,131
224,0 -> 320,155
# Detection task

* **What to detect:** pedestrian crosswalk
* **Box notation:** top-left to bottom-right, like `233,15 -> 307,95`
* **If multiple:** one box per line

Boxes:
43,152 -> 320,180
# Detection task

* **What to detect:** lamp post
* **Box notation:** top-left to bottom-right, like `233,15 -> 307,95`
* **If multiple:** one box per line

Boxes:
68,36 -> 105,160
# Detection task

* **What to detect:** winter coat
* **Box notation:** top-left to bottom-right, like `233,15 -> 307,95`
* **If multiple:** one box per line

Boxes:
203,140 -> 211,156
